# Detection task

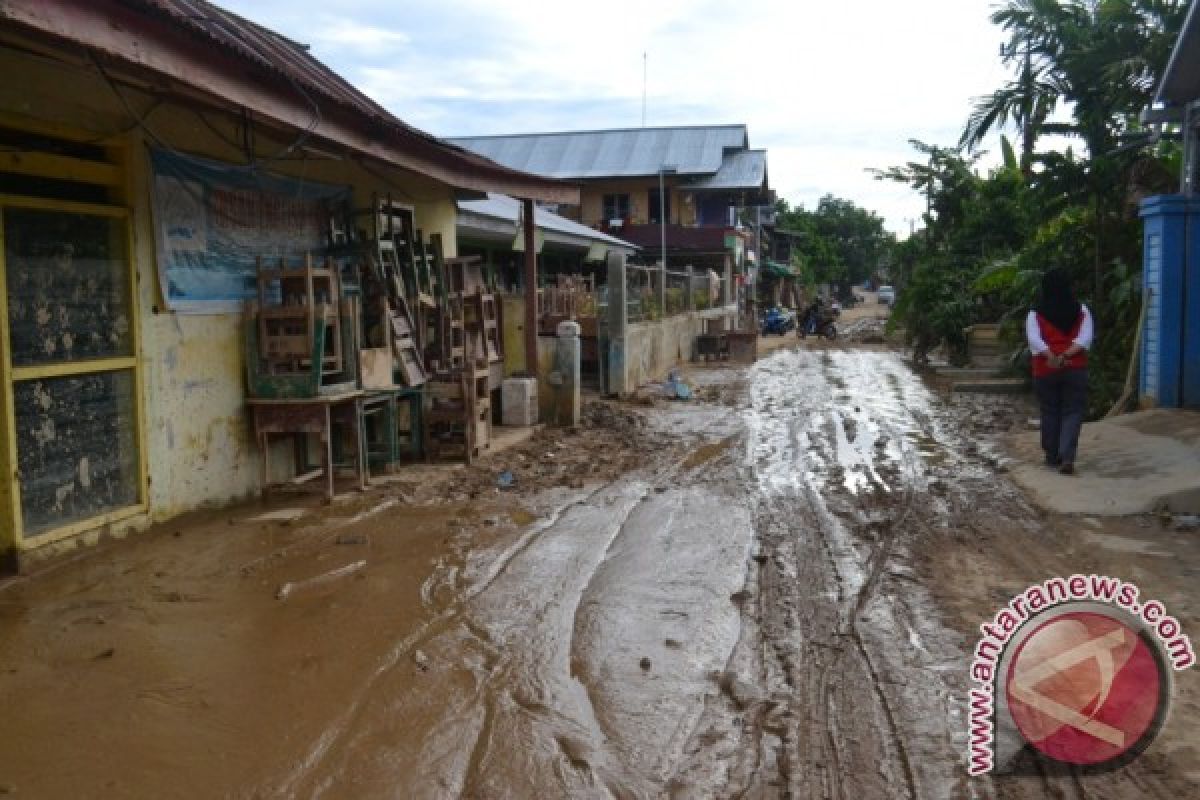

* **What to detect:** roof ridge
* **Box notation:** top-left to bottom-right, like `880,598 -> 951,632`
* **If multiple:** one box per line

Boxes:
448,123 -> 748,140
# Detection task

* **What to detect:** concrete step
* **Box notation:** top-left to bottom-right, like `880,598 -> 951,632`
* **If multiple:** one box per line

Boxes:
934,367 -> 1005,381
950,377 -> 1028,394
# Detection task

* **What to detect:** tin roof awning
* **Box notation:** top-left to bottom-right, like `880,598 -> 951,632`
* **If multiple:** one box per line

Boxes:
763,260 -> 797,278
1156,2 -> 1200,105
0,0 -> 579,204
457,193 -> 638,253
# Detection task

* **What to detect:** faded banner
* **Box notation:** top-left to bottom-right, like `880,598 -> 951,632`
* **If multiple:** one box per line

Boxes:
149,148 -> 350,312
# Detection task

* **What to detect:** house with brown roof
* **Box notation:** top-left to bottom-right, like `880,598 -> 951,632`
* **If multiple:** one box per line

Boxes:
0,0 -> 576,565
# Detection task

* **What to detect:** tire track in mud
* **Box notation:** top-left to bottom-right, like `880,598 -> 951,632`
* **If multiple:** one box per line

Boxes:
459,482 -> 662,800
817,351 -> 980,800
661,345 -> 1193,800
761,351 -> 917,799
270,482 -> 627,796
453,438 -> 758,798
277,436 -> 754,798
263,346 -> 1187,799
668,347 -> 976,799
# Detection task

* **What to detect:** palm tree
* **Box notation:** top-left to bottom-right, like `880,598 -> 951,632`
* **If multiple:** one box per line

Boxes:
961,0 -> 1188,301
964,0 -> 1186,161
960,45 -> 1058,176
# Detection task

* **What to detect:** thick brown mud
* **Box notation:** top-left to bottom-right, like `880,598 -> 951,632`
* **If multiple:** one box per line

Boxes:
0,345 -> 1196,798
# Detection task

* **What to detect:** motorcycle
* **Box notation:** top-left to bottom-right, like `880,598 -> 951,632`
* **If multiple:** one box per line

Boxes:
798,305 -> 839,340
759,306 -> 796,336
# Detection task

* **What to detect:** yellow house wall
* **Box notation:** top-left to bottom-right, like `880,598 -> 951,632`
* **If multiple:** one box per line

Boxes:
0,46 -> 461,554
579,179 -> 692,227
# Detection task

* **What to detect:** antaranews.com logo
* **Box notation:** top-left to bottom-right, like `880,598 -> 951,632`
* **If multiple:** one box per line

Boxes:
967,574 -> 1194,775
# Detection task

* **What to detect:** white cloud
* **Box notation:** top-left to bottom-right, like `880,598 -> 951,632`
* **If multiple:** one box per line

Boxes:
307,20 -> 410,53
218,0 -> 1014,234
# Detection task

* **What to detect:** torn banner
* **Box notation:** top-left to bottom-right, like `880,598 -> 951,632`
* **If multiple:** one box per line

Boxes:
149,148 -> 350,312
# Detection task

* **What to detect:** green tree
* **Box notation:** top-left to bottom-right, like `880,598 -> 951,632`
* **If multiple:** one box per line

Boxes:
878,1 -> 1187,413
774,195 -> 894,287
961,0 -> 1188,302
872,141 -> 1033,363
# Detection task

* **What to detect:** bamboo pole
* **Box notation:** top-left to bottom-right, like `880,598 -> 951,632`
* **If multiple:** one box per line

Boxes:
1105,288 -> 1151,419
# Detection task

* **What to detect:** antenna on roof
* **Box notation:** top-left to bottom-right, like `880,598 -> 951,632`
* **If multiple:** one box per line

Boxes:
642,52 -> 647,127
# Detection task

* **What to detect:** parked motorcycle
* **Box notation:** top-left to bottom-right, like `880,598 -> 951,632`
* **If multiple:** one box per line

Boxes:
759,306 -> 796,336
798,304 -> 839,340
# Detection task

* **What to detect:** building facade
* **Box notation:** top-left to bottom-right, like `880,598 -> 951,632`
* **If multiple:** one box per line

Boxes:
0,0 -> 574,565
450,125 -> 771,276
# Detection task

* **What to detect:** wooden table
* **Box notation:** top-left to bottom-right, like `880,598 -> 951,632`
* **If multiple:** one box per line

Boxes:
246,392 -> 366,501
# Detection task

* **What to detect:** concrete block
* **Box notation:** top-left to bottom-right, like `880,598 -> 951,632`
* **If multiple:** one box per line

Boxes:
502,378 -> 538,427
554,334 -> 581,427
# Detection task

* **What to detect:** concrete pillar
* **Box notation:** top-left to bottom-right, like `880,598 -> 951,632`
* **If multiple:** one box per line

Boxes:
521,198 -> 538,378
658,260 -> 666,319
607,251 -> 629,397
723,253 -> 733,307
554,320 -> 582,427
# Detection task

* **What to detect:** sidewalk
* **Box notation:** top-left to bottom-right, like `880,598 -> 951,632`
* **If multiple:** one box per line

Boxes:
1006,409 -> 1200,515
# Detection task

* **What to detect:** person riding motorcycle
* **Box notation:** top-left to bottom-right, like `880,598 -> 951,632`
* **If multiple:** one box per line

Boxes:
801,296 -> 823,335
799,295 -> 838,340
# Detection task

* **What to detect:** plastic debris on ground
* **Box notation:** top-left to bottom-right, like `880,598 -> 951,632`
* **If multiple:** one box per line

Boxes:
663,369 -> 693,401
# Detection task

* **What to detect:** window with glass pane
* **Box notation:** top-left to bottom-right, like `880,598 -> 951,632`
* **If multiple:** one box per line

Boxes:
4,209 -> 133,367
14,371 -> 138,536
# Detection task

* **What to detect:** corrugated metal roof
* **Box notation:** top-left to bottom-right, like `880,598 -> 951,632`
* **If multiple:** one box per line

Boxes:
1156,1 -> 1200,104
448,125 -> 749,179
0,0 -> 578,201
685,149 -> 767,190
132,0 -> 399,125
458,194 -> 638,250
131,1 -> 578,196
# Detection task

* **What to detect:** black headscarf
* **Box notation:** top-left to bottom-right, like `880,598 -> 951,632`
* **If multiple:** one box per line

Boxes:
1035,268 -> 1082,335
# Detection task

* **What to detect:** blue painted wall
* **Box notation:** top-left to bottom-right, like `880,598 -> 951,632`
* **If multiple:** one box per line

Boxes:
1139,195 -> 1200,408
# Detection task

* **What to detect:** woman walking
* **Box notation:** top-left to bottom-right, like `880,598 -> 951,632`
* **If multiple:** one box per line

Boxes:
1026,269 -> 1093,475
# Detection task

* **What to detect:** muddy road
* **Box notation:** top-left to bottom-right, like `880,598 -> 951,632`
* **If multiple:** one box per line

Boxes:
1,345 -> 1197,798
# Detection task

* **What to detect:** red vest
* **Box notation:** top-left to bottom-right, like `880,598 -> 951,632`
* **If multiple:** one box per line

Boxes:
1032,311 -> 1088,377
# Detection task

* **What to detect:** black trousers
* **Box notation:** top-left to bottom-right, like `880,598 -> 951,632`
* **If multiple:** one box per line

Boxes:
1034,368 -> 1088,465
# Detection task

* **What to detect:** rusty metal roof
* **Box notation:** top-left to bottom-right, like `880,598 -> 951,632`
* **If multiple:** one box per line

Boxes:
0,0 -> 577,201
129,0 -> 398,126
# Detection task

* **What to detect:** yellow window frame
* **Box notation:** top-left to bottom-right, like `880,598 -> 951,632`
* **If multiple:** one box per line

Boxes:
0,194 -> 147,551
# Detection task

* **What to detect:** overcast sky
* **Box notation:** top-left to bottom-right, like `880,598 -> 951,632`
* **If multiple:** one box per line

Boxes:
219,0 -> 1012,235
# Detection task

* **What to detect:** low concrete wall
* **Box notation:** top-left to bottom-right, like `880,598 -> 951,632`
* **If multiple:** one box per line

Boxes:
617,307 -> 736,392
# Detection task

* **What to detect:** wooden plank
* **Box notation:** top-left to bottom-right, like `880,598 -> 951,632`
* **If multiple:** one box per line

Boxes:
252,404 -> 328,436
0,150 -> 122,186
290,468 -> 323,485
11,356 -> 137,382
